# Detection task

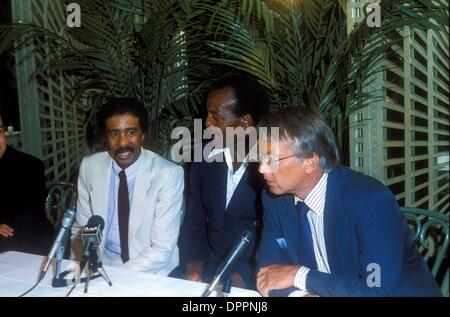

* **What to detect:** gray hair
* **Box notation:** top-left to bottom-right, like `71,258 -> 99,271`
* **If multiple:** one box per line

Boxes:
258,106 -> 340,172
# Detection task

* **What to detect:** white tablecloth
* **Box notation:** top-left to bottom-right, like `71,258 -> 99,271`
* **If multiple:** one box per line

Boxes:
0,251 -> 260,297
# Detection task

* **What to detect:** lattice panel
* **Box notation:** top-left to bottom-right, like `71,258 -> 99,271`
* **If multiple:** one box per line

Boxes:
430,29 -> 450,213
349,20 -> 449,214
12,0 -> 87,183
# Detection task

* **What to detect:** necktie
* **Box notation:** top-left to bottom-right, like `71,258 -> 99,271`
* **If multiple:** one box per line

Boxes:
118,170 -> 130,263
296,201 -> 317,270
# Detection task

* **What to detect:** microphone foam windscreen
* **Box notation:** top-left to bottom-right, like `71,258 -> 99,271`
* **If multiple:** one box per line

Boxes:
86,215 -> 105,232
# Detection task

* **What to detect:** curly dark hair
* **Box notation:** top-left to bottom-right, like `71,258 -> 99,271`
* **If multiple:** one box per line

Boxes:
96,97 -> 149,134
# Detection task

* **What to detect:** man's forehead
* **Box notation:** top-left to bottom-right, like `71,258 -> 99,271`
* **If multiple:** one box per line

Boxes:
208,88 -> 237,108
208,86 -> 235,99
106,114 -> 139,124
258,138 -> 290,154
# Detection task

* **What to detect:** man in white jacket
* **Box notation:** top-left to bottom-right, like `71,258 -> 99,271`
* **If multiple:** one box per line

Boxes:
71,97 -> 184,275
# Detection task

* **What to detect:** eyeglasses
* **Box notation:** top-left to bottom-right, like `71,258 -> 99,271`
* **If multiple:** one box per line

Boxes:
257,153 -> 297,167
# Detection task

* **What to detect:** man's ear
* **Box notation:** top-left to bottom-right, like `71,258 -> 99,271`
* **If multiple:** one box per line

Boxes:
101,135 -> 108,150
304,153 -> 320,174
240,113 -> 254,128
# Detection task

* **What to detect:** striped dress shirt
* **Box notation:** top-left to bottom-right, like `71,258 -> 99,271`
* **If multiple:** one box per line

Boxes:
293,172 -> 330,291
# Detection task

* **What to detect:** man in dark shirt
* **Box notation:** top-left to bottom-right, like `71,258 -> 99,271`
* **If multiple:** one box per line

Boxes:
0,114 -> 53,254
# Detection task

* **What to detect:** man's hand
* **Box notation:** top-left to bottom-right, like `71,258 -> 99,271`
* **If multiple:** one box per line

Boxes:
256,264 -> 300,297
183,261 -> 204,282
0,224 -> 14,237
230,271 -> 247,288
183,271 -> 202,282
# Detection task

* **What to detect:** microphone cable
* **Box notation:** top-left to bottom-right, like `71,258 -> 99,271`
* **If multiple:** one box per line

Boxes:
65,283 -> 77,297
18,271 -> 45,297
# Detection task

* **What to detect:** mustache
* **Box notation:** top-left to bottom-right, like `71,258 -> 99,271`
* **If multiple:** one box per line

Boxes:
114,146 -> 135,156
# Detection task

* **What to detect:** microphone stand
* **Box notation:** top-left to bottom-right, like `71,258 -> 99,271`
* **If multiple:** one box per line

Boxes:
54,245 -> 64,279
202,273 -> 231,297
202,277 -> 222,297
202,231 -> 252,297
83,243 -> 112,293
52,236 -> 71,287
222,278 -> 232,297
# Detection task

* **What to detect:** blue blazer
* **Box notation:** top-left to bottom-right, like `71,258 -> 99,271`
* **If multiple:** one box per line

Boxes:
257,165 -> 441,296
179,156 -> 264,286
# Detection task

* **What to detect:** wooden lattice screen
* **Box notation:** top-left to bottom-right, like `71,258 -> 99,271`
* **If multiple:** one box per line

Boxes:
11,0 -> 87,183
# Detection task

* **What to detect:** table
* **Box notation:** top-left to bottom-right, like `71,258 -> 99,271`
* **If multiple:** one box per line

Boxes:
0,251 -> 261,297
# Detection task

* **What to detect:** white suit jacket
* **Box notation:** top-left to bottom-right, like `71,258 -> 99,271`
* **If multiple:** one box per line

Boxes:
71,148 -> 184,275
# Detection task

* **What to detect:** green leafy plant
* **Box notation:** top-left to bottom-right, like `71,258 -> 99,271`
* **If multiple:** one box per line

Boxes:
1,0 -> 448,163
199,0 -> 448,163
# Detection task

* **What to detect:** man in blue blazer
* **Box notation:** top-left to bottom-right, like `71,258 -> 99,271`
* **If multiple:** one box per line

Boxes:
178,74 -> 269,289
255,107 -> 441,296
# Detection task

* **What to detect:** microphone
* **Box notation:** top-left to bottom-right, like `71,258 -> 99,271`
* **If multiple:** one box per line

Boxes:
202,230 -> 252,297
40,207 -> 76,280
79,215 -> 105,272
52,216 -> 106,289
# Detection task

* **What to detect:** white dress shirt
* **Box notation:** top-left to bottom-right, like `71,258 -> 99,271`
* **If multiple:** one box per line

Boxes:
105,153 -> 143,254
208,147 -> 249,208
293,172 -> 330,291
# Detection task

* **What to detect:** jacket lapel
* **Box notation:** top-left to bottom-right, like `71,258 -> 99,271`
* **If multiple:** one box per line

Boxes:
278,195 -> 300,264
323,167 -> 342,273
206,157 -> 228,219
91,154 -> 112,222
128,151 -> 154,239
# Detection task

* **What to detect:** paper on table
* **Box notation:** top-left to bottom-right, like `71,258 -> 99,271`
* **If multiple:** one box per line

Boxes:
0,252 -> 261,297
288,290 -> 315,297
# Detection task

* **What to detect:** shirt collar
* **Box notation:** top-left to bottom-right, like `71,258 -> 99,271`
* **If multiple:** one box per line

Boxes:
112,148 -> 143,179
294,172 -> 328,215
208,147 -> 249,173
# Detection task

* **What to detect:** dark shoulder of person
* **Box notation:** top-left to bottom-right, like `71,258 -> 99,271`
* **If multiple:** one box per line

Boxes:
5,146 -> 44,173
13,146 -> 43,165
0,146 -> 45,197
